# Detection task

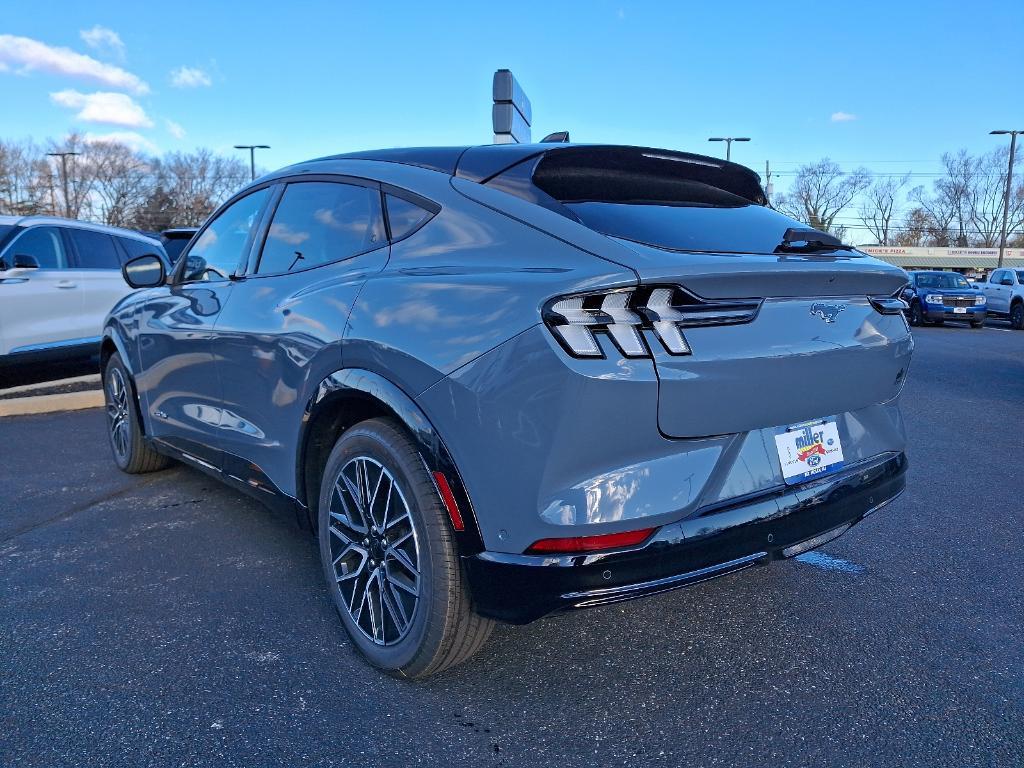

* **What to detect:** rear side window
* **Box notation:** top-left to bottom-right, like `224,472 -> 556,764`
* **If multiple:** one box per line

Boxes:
119,236 -> 161,261
565,201 -> 813,255
6,226 -> 68,269
68,229 -> 120,269
257,181 -> 385,274
385,194 -> 433,240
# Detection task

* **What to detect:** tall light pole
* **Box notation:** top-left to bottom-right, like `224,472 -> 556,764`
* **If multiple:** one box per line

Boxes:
991,130 -> 1022,269
708,137 -> 750,162
47,151 -> 79,218
234,144 -> 270,181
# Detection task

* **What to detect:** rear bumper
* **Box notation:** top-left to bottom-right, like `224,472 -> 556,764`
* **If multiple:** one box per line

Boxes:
465,452 -> 907,624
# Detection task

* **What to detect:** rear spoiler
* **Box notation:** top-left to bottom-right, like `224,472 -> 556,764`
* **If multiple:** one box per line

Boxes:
456,144 -> 768,207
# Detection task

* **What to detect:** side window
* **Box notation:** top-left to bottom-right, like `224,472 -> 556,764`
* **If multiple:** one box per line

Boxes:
4,227 -> 68,269
67,229 -> 120,269
990,270 -> 1004,284
120,237 -> 163,262
257,182 -> 385,275
385,194 -> 434,241
182,188 -> 270,282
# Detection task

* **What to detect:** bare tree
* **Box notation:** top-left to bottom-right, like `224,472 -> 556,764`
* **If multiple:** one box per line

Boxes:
88,142 -> 156,227
776,159 -> 870,239
969,144 -> 1024,247
859,174 -> 909,245
893,207 -> 931,247
0,139 -> 51,215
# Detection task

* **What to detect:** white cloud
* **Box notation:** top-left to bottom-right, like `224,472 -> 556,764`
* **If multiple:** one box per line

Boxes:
79,26 -> 124,60
170,66 -> 211,88
165,119 -> 186,139
831,111 -> 857,122
50,89 -> 153,128
0,34 -> 148,94
85,131 -> 158,154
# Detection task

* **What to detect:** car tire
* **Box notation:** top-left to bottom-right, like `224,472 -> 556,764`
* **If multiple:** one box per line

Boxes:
103,352 -> 171,474
908,301 -> 923,327
317,417 -> 493,678
1011,302 -> 1024,330
970,320 -> 984,329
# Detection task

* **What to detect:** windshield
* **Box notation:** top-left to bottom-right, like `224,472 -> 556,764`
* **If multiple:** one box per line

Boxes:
1016,271 -> 1024,283
915,273 -> 970,290
564,201 -> 841,255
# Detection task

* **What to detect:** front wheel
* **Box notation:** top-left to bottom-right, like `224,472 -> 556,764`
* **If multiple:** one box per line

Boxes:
103,353 -> 171,474
318,418 -> 493,678
908,302 -> 923,327
970,320 -> 984,329
1011,302 -> 1024,330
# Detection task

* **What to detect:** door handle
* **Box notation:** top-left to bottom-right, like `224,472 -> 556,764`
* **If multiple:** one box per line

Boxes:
56,280 -> 77,289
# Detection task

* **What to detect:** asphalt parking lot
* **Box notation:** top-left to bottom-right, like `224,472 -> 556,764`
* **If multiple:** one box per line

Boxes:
2,322 -> 1022,768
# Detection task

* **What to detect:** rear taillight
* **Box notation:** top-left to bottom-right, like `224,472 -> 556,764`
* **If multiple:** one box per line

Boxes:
525,527 -> 657,555
543,286 -> 761,359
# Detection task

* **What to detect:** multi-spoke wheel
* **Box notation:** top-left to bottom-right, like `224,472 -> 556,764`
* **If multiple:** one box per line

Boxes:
318,418 -> 493,678
328,456 -> 421,646
103,352 -> 170,474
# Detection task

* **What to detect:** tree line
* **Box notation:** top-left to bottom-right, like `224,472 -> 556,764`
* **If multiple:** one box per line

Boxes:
0,134 -> 250,233
1,135 -> 1022,247
774,145 -> 1024,247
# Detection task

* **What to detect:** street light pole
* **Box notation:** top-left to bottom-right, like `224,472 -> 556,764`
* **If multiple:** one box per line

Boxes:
708,137 -> 750,162
47,151 -> 80,218
990,130 -> 1022,269
234,144 -> 270,181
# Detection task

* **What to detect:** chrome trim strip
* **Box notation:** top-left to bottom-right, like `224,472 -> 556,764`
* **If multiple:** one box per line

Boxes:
8,336 -> 102,354
562,551 -> 767,605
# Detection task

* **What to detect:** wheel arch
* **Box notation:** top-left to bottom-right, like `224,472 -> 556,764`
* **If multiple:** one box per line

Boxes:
298,368 -> 484,554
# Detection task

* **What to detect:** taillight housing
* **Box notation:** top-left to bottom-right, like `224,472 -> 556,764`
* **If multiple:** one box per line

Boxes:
525,527 -> 657,555
543,286 -> 761,359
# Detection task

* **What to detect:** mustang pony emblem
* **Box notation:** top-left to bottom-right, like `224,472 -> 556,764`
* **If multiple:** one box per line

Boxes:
810,302 -> 846,323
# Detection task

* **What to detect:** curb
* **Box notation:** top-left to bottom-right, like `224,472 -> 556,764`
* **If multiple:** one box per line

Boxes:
0,390 -> 104,418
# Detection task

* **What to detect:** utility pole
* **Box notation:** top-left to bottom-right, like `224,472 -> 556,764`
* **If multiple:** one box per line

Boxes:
47,151 -> 79,218
708,136 -> 750,162
764,160 -> 773,203
234,144 -> 270,181
990,130 -> 1022,269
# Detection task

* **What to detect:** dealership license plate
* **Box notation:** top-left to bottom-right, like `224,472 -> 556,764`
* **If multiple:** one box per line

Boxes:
774,421 -> 845,485
953,307 -> 967,314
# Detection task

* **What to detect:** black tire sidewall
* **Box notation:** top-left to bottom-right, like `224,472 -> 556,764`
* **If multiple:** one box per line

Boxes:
317,421 -> 443,673
1012,303 -> 1024,329
909,303 -> 923,326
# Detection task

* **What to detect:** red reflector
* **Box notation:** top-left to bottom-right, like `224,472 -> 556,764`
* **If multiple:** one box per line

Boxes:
432,471 -> 464,531
526,527 -> 656,555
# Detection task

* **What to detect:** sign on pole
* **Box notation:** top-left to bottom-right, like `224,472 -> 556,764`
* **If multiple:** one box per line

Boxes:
492,69 -> 532,144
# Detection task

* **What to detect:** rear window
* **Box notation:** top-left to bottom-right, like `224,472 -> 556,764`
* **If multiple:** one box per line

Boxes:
160,237 -> 190,263
565,201 -> 817,255
68,228 -> 120,269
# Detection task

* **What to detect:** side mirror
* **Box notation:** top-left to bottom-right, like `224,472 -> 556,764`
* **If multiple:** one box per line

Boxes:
123,254 -> 166,289
9,253 -> 40,269
1002,277 -> 1014,286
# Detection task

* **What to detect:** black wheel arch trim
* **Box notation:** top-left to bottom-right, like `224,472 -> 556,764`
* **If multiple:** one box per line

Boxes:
299,368 -> 486,554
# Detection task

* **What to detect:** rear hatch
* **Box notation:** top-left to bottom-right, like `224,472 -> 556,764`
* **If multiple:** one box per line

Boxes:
481,145 -> 913,438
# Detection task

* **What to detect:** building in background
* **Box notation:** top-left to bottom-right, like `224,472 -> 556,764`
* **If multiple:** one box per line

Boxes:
861,246 -> 1024,279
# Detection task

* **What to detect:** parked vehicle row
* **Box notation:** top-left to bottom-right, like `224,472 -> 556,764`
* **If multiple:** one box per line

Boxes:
902,270 -> 987,328
100,142 -> 912,678
0,216 -> 170,367
982,268 -> 1024,329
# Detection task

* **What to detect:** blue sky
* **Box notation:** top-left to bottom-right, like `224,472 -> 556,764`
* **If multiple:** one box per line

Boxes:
2,0 -> 1022,187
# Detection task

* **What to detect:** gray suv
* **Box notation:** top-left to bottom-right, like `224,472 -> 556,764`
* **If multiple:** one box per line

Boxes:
103,144 -> 912,677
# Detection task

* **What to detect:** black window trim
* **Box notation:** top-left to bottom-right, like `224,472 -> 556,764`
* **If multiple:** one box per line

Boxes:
380,182 -> 441,245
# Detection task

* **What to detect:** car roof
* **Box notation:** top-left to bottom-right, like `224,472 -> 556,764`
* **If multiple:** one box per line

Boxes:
2,215 -> 161,245
294,143 -> 761,188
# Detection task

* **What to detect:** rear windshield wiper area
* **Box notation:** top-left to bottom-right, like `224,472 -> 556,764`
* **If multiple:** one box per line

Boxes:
774,228 -> 857,254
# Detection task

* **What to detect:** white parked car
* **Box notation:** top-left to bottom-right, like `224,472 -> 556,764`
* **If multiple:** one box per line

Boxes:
982,268 -> 1024,329
0,216 -> 167,366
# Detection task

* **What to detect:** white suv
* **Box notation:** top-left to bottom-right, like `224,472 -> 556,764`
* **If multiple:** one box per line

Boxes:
0,216 -> 166,365
982,268 -> 1024,329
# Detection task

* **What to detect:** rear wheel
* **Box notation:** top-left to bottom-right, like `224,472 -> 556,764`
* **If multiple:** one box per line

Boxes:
908,301 -> 923,327
1011,302 -> 1024,330
318,418 -> 493,678
103,353 -> 170,474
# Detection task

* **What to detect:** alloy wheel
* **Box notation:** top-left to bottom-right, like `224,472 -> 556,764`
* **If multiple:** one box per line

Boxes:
106,367 -> 131,462
327,456 -> 421,646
